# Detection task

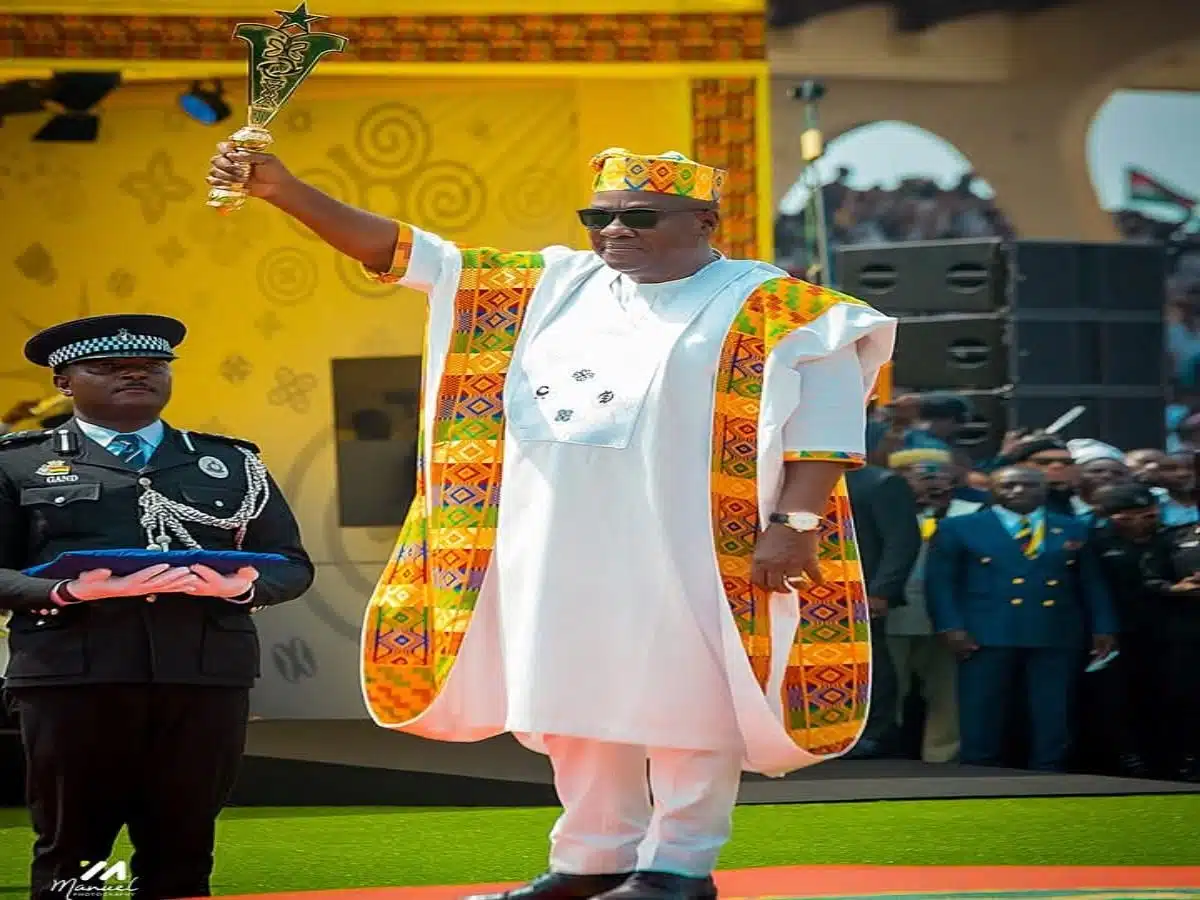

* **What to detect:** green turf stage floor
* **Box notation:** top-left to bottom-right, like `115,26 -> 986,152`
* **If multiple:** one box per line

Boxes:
0,796 -> 1197,896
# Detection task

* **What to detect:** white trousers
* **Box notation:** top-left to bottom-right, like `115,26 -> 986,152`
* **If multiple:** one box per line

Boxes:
543,735 -> 742,878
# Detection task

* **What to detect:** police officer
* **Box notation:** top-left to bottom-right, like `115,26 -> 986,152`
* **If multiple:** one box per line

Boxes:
1081,483 -> 1163,777
1141,515 -> 1200,781
0,314 -> 315,900
924,466 -> 1117,771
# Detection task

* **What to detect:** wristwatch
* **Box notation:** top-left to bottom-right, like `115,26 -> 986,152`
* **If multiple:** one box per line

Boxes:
768,511 -> 821,532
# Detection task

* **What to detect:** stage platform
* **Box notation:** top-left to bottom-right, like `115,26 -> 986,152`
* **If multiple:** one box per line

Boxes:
231,723 -> 1200,808
210,865 -> 1200,900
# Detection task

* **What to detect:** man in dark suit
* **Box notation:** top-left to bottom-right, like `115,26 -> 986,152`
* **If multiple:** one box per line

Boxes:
844,464 -> 922,758
1140,514 -> 1200,781
1081,483 -> 1162,777
925,466 -> 1116,771
0,314 -> 314,900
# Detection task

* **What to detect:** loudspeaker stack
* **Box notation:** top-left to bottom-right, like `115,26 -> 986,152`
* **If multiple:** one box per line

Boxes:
836,238 -> 1168,458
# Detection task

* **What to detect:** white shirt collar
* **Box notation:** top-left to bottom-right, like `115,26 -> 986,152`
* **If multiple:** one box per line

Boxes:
74,417 -> 164,450
1070,495 -> 1093,516
946,498 -> 983,517
993,504 -> 1045,531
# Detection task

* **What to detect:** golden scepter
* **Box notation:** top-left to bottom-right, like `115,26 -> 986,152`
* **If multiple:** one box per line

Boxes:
206,2 -> 348,214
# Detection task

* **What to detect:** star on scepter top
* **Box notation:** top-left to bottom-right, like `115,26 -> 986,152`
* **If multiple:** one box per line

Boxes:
274,1 -> 325,33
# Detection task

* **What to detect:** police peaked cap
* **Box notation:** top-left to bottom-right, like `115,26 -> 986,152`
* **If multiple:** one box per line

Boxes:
25,314 -> 186,370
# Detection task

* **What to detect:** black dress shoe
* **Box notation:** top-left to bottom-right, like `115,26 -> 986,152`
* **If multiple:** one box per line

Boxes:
464,872 -> 633,900
593,872 -> 718,900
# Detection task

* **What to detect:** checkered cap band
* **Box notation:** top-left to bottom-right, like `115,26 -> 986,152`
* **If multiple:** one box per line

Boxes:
47,330 -> 174,368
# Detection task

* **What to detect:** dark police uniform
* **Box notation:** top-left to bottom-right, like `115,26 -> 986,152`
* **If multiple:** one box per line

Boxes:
1080,519 -> 1165,775
0,315 -> 314,900
844,465 -> 922,755
1140,521 -> 1200,778
925,507 -> 1116,771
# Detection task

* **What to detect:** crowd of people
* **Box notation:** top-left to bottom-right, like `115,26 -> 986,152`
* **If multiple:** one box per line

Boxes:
774,168 -> 1016,280
776,177 -> 1200,780
1163,222 -> 1200,442
851,392 -> 1200,782
776,169 -> 1200,421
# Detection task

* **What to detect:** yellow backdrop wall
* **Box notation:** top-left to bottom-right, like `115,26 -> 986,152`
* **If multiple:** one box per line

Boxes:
0,72 -> 692,530
0,74 -> 708,713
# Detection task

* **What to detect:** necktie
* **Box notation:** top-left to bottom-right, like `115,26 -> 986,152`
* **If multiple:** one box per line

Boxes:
1014,516 -> 1037,558
108,433 -> 146,468
919,514 -> 938,541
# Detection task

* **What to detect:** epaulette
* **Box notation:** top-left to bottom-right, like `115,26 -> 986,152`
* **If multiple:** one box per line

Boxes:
0,429 -> 50,449
186,431 -> 262,454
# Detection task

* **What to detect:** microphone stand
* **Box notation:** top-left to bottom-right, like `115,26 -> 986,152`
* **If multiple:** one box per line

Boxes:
789,80 -> 832,286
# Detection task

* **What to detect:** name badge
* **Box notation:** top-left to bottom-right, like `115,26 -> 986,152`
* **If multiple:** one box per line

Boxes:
36,460 -> 79,483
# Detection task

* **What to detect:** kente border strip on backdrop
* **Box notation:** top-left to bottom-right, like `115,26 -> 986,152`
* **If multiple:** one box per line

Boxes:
0,12 -> 770,256
0,13 -> 764,62
693,77 -> 759,260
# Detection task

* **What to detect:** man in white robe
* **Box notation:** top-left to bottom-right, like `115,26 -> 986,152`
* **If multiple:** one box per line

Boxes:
207,145 -> 896,900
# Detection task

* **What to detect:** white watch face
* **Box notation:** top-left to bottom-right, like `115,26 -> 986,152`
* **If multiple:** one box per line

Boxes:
783,512 -> 820,531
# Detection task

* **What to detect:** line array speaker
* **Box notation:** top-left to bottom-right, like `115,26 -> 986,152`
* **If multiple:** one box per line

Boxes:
837,239 -> 1169,456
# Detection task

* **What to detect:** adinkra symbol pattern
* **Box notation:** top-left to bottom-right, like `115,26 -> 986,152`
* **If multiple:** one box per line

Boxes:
256,311 -> 284,339
118,150 -> 193,225
256,246 -> 319,307
287,102 -> 489,297
219,355 -> 253,384
272,636 -> 317,683
14,242 -> 57,287
106,269 -> 136,298
268,367 -> 318,413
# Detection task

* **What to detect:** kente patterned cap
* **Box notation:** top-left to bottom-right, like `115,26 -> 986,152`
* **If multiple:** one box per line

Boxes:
25,314 -> 186,369
888,448 -> 953,468
590,148 -> 726,203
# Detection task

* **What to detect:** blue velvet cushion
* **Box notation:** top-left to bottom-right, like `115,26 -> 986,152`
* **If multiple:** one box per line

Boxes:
23,549 -> 289,579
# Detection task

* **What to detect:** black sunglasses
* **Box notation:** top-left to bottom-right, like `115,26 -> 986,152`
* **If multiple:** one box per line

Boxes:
577,208 -> 672,230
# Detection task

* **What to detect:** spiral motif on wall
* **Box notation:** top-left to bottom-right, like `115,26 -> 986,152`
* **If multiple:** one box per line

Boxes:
256,246 -> 319,307
354,102 -> 432,175
407,160 -> 487,234
333,251 -> 399,301
285,167 -> 351,242
500,167 -> 564,229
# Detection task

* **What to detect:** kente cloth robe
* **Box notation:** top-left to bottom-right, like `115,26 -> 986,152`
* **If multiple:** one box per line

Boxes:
359,223 -> 897,776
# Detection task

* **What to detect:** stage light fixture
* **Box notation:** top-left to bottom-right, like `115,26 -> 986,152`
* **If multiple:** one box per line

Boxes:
179,80 -> 231,125
32,72 -> 121,143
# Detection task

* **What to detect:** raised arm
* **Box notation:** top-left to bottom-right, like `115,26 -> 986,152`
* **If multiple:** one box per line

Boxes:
207,144 -> 416,280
